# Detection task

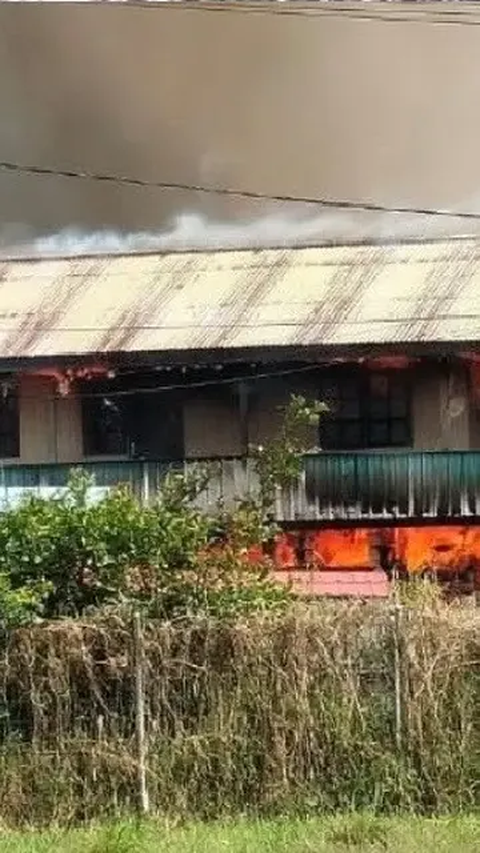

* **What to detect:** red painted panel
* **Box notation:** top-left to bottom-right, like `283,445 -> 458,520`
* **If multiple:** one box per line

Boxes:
274,569 -> 389,598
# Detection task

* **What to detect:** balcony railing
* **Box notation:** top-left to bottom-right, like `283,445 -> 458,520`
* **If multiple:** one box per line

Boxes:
1,451 -> 480,522
296,451 -> 480,522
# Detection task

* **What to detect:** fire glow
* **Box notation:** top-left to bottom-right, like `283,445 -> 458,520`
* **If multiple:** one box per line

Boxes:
28,365 -> 115,396
273,526 -> 480,578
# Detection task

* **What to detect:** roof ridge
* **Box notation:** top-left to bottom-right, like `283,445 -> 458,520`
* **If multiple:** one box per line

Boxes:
1,233 -> 477,264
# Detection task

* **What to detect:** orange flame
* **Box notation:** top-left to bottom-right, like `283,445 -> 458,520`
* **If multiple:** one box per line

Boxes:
272,526 -> 480,579
28,364 -> 114,396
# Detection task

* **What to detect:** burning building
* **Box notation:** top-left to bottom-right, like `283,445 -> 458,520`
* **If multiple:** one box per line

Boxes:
0,238 -> 480,597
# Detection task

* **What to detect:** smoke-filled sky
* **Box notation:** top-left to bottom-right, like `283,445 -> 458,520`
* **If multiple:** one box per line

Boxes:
1,2 -> 480,255
5,209 -> 476,258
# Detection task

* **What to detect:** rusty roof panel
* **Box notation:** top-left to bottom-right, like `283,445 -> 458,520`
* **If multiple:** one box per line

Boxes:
1,239 -> 480,359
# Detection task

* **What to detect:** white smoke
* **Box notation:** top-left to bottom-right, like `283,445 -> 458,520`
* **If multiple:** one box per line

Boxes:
32,210 -> 351,256
2,206 -> 479,259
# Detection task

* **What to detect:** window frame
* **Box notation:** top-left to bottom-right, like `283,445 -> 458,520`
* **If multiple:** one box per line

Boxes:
80,385 -> 185,460
81,393 -> 129,459
318,366 -> 412,452
0,376 -> 20,460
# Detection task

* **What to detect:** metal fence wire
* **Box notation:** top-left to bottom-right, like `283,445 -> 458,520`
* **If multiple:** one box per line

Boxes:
0,603 -> 477,824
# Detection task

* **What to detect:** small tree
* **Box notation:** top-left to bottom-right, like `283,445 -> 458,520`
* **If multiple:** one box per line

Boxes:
251,394 -> 327,511
0,396 -> 325,624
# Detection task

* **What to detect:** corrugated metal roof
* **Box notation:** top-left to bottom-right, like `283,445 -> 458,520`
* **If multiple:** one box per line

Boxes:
2,239 -> 480,359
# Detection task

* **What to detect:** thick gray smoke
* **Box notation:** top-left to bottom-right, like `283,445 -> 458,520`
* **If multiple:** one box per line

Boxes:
2,207 -> 478,259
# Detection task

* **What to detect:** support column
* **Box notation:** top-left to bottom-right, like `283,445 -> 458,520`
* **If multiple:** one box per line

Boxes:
238,381 -> 251,455
19,375 -> 83,464
55,393 -> 83,463
19,375 -> 56,463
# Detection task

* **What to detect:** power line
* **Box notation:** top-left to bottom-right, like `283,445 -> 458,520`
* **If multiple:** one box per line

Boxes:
13,363 -> 326,403
2,160 -> 480,221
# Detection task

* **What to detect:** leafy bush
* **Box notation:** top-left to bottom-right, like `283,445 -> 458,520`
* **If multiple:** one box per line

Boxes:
0,397 -> 323,625
0,468 -> 250,621
0,469 -> 207,617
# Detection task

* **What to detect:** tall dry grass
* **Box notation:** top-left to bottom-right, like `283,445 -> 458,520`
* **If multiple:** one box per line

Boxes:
0,601 -> 477,825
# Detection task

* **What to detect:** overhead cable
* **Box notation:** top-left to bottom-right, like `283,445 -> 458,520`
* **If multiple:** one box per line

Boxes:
2,160 -> 480,221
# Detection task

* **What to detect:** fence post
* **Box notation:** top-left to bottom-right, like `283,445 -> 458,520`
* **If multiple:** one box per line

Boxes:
391,576 -> 403,752
133,610 -> 149,816
141,461 -> 150,507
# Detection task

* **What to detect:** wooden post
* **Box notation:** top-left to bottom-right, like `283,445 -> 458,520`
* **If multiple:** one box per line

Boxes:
141,461 -> 150,506
133,610 -> 149,815
238,381 -> 250,456
393,602 -> 403,751
391,571 -> 403,752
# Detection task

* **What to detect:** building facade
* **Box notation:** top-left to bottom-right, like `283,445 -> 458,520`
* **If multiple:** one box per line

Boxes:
1,239 -> 480,593
4,352 -> 477,464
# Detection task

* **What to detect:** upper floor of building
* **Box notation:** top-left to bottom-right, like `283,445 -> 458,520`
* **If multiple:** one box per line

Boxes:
0,240 -> 480,521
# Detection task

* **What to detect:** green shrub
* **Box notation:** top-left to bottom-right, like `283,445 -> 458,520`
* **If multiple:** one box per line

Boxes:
0,469 -> 212,620
0,468 -> 289,621
0,397 -> 324,625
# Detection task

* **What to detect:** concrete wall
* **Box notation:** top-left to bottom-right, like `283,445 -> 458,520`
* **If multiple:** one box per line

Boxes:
1,1 -> 480,249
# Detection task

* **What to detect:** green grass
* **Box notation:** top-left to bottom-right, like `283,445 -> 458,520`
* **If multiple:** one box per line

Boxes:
0,815 -> 479,853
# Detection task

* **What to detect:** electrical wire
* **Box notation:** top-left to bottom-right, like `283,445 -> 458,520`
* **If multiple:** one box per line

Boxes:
0,8 -> 475,404
2,160 -> 480,221
9,362 -> 329,403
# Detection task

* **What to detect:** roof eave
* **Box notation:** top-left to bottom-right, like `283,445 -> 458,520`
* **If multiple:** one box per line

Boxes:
0,339 -> 479,372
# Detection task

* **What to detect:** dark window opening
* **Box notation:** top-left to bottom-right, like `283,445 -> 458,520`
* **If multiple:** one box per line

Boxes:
82,396 -> 127,457
82,390 -> 184,459
319,368 -> 411,451
0,378 -> 19,458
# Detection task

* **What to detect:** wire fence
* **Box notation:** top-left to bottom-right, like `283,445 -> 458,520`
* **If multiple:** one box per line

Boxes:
0,602 -> 477,824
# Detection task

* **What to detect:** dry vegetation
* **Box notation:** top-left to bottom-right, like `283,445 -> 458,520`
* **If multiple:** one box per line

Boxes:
0,600 -> 477,826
